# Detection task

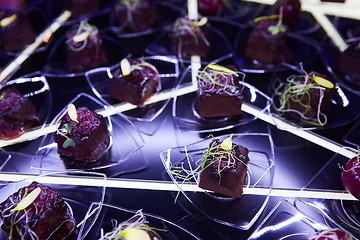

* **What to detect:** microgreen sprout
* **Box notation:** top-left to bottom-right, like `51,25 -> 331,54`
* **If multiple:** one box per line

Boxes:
120,0 -> 140,8
56,104 -> 79,148
99,210 -> 163,240
268,8 -> 286,35
0,13 -> 17,27
170,136 -> 247,201
0,185 -> 42,239
119,59 -> 159,78
197,63 -> 244,96
67,21 -> 100,52
272,67 -> 333,126
173,16 -> 210,59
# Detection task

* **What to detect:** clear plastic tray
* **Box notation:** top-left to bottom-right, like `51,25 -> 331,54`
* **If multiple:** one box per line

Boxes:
249,200 -> 351,239
78,203 -> 200,239
31,93 -> 145,171
0,73 -> 52,143
42,31 -> 130,78
0,171 -> 106,240
300,150 -> 360,238
145,22 -> 233,65
172,65 -> 272,133
267,64 -> 360,130
86,56 -> 178,120
160,133 -> 275,230
234,28 -> 321,73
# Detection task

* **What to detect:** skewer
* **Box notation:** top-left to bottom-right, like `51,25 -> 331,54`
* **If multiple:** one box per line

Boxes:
0,173 -> 356,200
0,10 -> 72,84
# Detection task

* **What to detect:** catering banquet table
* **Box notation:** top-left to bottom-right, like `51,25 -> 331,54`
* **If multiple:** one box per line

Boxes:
0,0 -> 359,239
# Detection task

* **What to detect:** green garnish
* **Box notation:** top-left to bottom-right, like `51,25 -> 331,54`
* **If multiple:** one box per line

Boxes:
67,104 -> 78,123
121,58 -> 131,76
67,21 -> 100,52
99,210 -> 163,240
14,187 -> 41,211
0,14 -> 17,27
268,10 -> 286,35
272,69 -> 332,126
220,134 -> 233,151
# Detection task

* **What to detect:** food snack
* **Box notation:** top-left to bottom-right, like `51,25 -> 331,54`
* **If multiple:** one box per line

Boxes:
339,40 -> 360,83
115,0 -> 157,32
197,63 -> 243,118
54,104 -> 110,162
273,0 -> 301,25
0,87 -> 39,140
0,181 -> 75,240
199,0 -> 228,15
99,209 -> 161,240
310,228 -> 353,240
65,21 -> 108,72
273,70 -> 336,126
245,14 -> 291,64
0,10 -> 36,52
342,155 -> 360,200
63,0 -> 99,18
0,0 -> 25,10
198,135 -> 250,198
172,16 -> 210,59
109,58 -> 161,106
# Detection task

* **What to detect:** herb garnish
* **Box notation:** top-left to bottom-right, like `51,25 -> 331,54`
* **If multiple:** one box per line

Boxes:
56,104 -> 78,148
67,21 -> 100,52
170,135 -> 247,201
0,13 -> 17,27
99,210 -> 163,240
197,63 -> 244,96
272,67 -> 334,126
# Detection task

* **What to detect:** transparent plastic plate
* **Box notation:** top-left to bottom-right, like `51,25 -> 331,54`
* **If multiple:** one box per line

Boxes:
0,171 -> 106,240
234,28 -> 321,73
248,200 -> 349,240
0,72 -> 52,143
267,65 -> 360,130
145,22 -> 233,65
42,32 -> 130,78
108,1 -> 181,38
172,65 -> 272,133
160,133 -> 275,230
86,55 -> 179,135
78,203 -> 200,239
300,150 -> 360,239
0,6 -> 49,56
31,93 -> 145,171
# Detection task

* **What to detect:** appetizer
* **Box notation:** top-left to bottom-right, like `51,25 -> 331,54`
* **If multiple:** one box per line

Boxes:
109,58 -> 161,106
197,63 -> 244,118
310,228 -> 353,240
273,0 -> 301,25
198,135 -> 250,198
0,182 -> 75,240
0,87 -> 39,140
199,0 -> 229,16
0,0 -> 25,10
0,10 -> 36,52
99,209 -> 161,240
54,104 -> 110,162
245,14 -> 291,64
63,0 -> 99,18
273,70 -> 336,126
115,0 -> 157,32
66,21 -> 108,72
342,155 -> 360,200
172,16 -> 210,59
